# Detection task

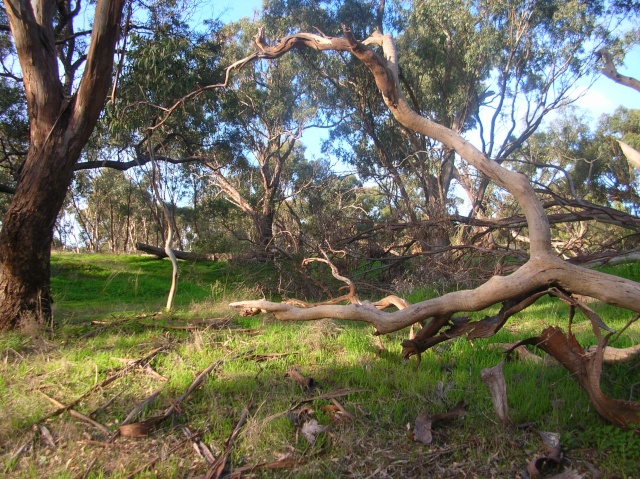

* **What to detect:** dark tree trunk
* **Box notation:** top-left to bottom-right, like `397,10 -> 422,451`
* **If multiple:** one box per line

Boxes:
0,127 -> 77,329
257,208 -> 275,253
0,0 -> 124,331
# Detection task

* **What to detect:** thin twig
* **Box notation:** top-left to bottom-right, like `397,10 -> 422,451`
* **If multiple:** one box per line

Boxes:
39,391 -> 111,436
40,341 -> 175,422
205,407 -> 250,479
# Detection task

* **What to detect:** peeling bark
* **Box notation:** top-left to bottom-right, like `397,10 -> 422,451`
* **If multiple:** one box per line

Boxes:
227,27 -> 640,425
480,362 -> 513,426
528,327 -> 640,427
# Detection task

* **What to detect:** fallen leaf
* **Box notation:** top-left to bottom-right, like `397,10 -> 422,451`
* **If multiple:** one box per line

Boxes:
412,402 -> 466,445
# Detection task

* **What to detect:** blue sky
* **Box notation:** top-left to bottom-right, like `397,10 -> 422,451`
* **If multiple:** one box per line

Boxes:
212,0 -> 640,154
215,0 -> 263,22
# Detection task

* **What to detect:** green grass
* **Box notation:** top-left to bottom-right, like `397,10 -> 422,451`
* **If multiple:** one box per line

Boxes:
1,253 -> 639,478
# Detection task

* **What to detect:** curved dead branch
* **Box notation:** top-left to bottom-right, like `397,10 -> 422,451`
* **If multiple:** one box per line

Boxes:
227,26 -> 640,424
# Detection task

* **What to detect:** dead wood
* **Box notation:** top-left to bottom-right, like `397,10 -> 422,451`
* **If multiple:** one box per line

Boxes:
38,424 -> 56,449
586,344 -> 640,363
497,341 -> 640,365
79,312 -> 160,339
263,388 -> 365,424
120,349 -> 253,437
480,362 -> 513,426
135,242 -> 217,261
523,327 -> 640,427
90,390 -> 125,418
286,368 -> 316,392
183,426 -> 216,465
205,407 -> 249,479
490,343 -> 548,364
411,401 -> 466,445
39,342 -> 174,423
39,391 -> 111,436
249,352 -> 298,362
526,430 -> 563,477
120,388 -> 162,428
225,26 -> 640,427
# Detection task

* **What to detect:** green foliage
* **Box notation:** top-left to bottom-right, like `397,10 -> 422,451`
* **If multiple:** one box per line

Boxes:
580,425 -> 640,469
3,254 -> 640,477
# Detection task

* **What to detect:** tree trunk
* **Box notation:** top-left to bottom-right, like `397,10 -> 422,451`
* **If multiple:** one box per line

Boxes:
0,133 -> 77,329
0,0 -> 124,331
257,208 -> 275,253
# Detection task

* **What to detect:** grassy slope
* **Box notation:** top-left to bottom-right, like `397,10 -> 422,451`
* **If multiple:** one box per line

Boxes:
1,253 -> 639,478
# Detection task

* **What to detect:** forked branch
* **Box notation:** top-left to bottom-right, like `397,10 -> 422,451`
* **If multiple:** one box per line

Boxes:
227,26 -> 640,425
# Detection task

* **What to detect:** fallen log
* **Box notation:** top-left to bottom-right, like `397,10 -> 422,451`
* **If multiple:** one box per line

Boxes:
135,242 -> 216,261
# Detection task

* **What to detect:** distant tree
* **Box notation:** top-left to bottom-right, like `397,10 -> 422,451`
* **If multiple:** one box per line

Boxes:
199,17 -> 335,256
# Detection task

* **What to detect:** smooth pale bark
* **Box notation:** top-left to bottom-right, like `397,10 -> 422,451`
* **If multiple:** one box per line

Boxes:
0,0 -> 124,330
229,27 -> 640,426
231,27 -> 640,325
619,140 -> 640,172
597,49 -> 640,94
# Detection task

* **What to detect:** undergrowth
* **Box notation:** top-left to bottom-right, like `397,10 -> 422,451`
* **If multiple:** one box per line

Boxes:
0,253 -> 639,478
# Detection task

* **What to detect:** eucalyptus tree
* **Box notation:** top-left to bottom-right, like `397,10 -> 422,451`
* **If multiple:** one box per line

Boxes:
321,0 -> 624,256
0,0 -> 229,331
499,107 -> 640,263
0,0 -> 124,331
229,22 -> 640,427
63,169 -> 160,253
0,7 -> 27,204
201,16 -> 335,256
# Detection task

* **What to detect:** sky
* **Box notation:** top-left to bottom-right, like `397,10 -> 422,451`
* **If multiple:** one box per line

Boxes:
211,0 -> 640,156
215,0 -> 264,23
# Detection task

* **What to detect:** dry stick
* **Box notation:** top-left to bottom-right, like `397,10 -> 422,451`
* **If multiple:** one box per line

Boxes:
165,350 -> 252,417
84,349 -> 253,478
183,426 -> 216,465
39,391 -> 111,436
79,389 -> 162,478
39,424 -> 56,449
263,388 -> 365,423
4,445 -> 28,474
205,407 -> 250,479
79,312 -> 160,339
90,390 -> 125,418
609,312 -> 640,345
120,349 -> 255,437
121,388 -> 163,426
40,342 -> 174,422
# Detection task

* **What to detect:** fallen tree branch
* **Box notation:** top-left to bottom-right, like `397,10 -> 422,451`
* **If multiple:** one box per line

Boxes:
224,25 -> 640,427
119,349 -> 254,437
39,391 -> 111,436
39,342 -> 175,422
526,327 -> 640,427
136,242 -> 217,261
205,407 -> 250,479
